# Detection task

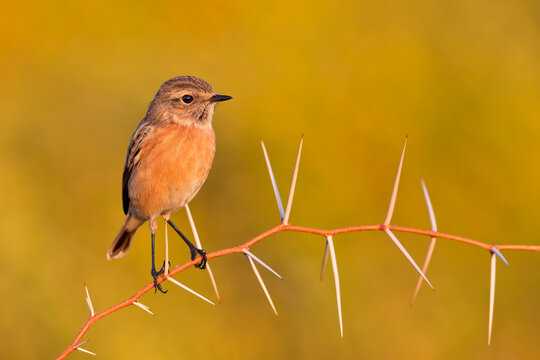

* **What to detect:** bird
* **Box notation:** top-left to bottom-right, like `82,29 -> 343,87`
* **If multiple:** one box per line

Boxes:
107,76 -> 232,292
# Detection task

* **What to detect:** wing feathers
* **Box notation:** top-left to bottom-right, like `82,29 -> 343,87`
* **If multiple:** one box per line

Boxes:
122,120 -> 153,214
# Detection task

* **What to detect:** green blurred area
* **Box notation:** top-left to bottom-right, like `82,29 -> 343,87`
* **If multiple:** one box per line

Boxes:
1,0 -> 540,358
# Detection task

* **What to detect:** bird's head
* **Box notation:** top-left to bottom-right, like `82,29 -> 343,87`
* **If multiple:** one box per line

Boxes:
148,76 -> 232,127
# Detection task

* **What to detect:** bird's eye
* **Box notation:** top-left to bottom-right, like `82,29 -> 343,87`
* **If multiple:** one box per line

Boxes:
181,95 -> 194,104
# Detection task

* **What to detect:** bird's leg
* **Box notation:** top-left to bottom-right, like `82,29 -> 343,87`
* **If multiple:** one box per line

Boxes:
166,219 -> 207,269
150,231 -> 167,293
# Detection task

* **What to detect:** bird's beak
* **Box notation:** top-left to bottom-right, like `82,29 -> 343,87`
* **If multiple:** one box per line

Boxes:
209,94 -> 233,102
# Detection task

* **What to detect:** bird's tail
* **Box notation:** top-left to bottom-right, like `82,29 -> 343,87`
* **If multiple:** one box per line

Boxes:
107,215 -> 143,260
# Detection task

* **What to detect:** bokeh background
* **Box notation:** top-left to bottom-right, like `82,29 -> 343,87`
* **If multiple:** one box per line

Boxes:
2,0 -> 540,359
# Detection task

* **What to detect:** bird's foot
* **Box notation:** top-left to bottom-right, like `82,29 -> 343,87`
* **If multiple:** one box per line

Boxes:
157,260 -> 171,275
190,246 -> 207,269
151,267 -> 168,294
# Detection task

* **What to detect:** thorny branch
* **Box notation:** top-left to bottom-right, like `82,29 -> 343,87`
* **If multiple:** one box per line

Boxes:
57,137 -> 540,358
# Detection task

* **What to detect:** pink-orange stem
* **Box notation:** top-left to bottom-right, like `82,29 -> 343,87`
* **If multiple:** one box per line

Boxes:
56,222 -> 540,359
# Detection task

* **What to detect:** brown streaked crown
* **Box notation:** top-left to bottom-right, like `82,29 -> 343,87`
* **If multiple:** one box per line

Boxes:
160,76 -> 215,94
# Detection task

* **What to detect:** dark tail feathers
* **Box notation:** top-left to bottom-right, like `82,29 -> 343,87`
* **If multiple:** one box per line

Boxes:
107,215 -> 142,260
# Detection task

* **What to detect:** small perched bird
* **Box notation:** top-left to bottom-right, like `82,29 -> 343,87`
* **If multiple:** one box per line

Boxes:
107,76 -> 231,292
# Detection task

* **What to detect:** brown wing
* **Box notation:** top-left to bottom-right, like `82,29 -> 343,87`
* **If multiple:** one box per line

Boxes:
122,119 -> 154,214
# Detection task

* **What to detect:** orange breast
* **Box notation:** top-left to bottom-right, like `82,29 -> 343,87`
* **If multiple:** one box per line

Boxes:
128,123 -> 216,218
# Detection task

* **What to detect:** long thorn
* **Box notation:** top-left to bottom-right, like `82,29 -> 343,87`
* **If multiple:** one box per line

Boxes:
164,217 -> 169,276
245,253 -> 278,315
488,252 -> 496,345
411,179 -> 438,304
76,348 -> 97,356
491,247 -> 509,267
261,140 -> 285,221
185,205 -> 221,302
320,239 -> 330,281
84,284 -> 94,317
74,340 -> 89,349
205,265 -> 220,303
167,277 -> 215,306
411,237 -> 437,305
75,344 -> 96,357
243,249 -> 283,279
421,179 -> 437,231
283,136 -> 303,224
383,137 -> 408,226
384,228 -> 434,290
133,301 -> 154,315
326,236 -> 343,339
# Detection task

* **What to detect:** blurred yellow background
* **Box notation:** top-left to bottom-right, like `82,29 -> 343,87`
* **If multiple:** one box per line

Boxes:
1,0 -> 540,359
